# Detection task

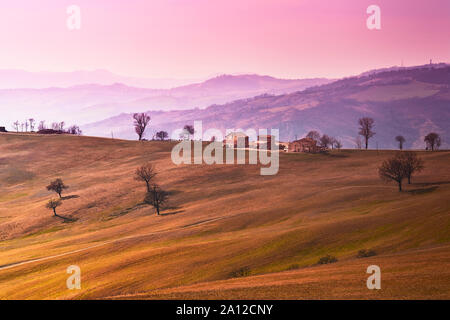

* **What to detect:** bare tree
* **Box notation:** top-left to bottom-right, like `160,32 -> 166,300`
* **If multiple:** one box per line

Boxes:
133,113 -> 151,141
52,122 -> 60,130
46,178 -> 69,198
144,185 -> 169,215
355,136 -> 362,149
398,152 -> 424,184
306,130 -> 321,142
20,122 -> 24,132
395,135 -> 405,150
378,157 -> 407,191
358,117 -> 375,149
46,199 -> 62,217
320,134 -> 332,148
155,131 -> 169,141
24,120 -> 29,132
13,121 -> 19,132
184,125 -> 195,140
424,132 -> 441,151
29,118 -> 35,132
59,121 -> 65,131
334,139 -> 343,150
38,120 -> 46,131
68,125 -> 82,135
135,163 -> 157,192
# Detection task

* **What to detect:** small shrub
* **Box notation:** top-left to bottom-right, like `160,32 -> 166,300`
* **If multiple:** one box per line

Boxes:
317,255 -> 337,265
287,263 -> 300,270
229,266 -> 251,278
357,249 -> 377,258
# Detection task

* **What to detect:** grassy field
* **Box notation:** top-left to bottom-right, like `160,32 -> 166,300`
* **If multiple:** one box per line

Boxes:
0,133 -> 449,299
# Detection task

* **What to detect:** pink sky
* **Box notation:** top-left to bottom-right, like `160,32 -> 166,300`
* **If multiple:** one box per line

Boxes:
0,0 -> 449,79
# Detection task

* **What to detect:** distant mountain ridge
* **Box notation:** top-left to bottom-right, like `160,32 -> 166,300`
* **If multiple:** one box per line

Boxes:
0,74 -> 332,127
82,64 -> 450,150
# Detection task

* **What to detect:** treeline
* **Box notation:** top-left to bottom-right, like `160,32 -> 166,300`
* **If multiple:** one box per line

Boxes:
11,119 -> 82,135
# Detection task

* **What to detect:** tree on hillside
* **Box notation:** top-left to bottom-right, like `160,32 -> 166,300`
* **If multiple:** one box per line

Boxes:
29,118 -> 35,132
144,184 -> 169,215
378,156 -> 407,191
184,125 -> 195,140
133,112 -> 151,141
13,121 -> 19,132
38,121 -> 46,131
424,132 -> 441,151
155,131 -> 169,141
67,125 -> 82,135
334,139 -> 343,150
354,136 -> 362,149
135,163 -> 157,192
24,120 -> 29,132
398,151 -> 424,184
46,198 -> 62,217
46,178 -> 69,198
306,130 -> 321,142
395,135 -> 405,150
320,134 -> 332,148
358,117 -> 375,149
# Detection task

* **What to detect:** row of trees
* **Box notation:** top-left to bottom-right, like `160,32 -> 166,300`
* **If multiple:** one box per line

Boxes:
133,112 -> 195,141
12,119 -> 82,135
356,117 -> 442,151
378,152 -> 424,191
305,130 -> 343,149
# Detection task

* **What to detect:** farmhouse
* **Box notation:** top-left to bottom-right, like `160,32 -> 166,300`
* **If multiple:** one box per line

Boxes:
225,132 -> 249,148
288,137 -> 319,153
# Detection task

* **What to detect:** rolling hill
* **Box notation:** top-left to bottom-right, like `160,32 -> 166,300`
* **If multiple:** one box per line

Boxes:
83,64 -> 450,149
0,133 -> 449,299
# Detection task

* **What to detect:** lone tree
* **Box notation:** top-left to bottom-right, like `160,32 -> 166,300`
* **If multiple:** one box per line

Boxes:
155,131 -> 169,141
133,113 -> 151,141
358,117 -> 375,149
144,185 -> 169,215
334,139 -> 343,150
183,125 -> 195,140
306,130 -> 321,142
398,151 -> 424,184
46,178 -> 69,198
424,132 -> 441,151
46,199 -> 62,217
395,135 -> 406,150
378,156 -> 407,191
135,163 -> 157,192
320,134 -> 332,148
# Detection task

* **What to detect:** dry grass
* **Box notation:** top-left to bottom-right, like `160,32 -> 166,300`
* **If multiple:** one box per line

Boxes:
0,133 -> 449,299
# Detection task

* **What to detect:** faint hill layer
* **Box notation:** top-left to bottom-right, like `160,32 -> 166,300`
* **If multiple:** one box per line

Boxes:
0,74 -> 331,127
84,65 -> 450,149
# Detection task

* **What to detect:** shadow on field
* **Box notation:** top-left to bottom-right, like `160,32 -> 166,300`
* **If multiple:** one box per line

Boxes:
54,214 -> 78,223
407,186 -> 439,195
62,195 -> 80,200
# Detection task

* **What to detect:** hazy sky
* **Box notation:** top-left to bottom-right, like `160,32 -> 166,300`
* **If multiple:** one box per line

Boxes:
0,0 -> 449,79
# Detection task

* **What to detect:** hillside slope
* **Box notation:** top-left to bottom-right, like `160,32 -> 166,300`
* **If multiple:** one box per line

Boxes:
84,65 -> 450,149
0,134 -> 449,299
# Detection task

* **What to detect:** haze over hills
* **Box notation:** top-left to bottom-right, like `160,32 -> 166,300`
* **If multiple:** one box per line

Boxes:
0,69 -> 198,89
83,64 -> 450,149
0,74 -> 331,128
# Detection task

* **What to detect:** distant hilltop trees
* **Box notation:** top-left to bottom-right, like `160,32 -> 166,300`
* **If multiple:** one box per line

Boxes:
9,119 -> 82,135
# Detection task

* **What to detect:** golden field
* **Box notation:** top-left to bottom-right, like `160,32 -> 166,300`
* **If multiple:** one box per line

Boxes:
0,133 -> 449,299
